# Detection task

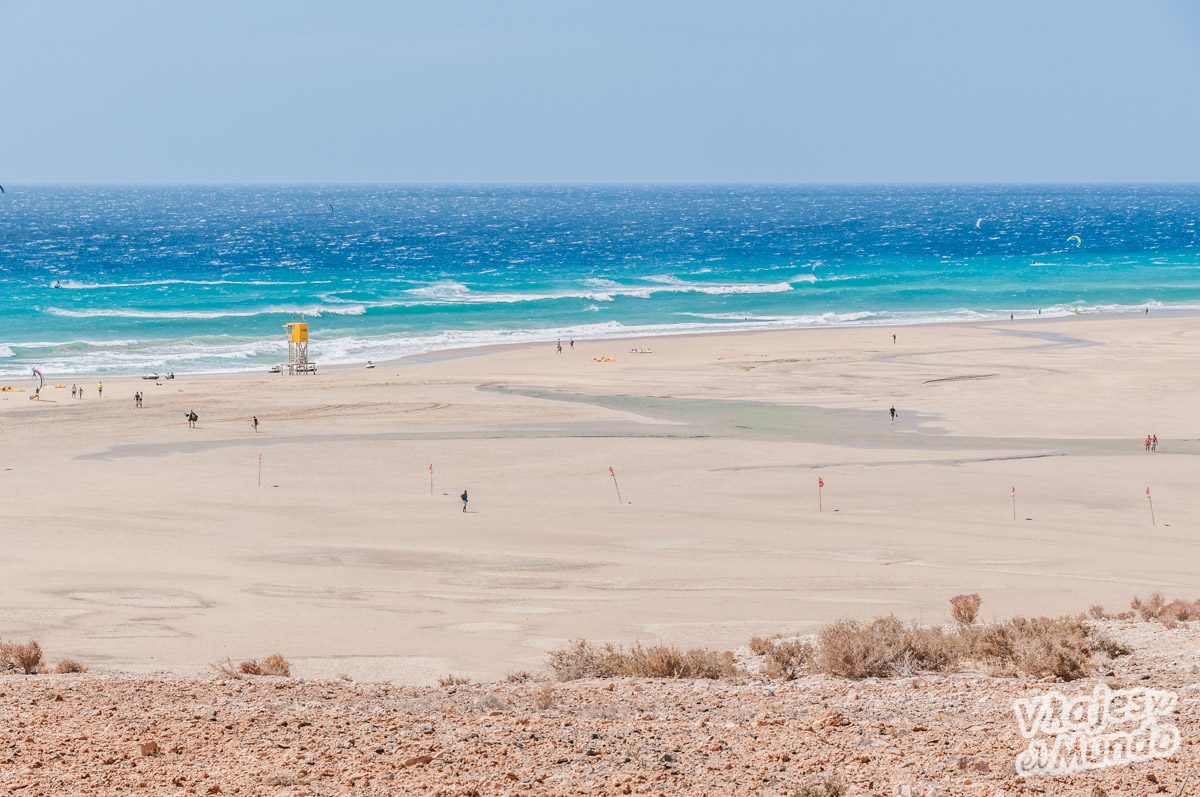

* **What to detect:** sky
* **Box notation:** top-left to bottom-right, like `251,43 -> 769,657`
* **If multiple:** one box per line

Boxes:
2,1 -> 1199,183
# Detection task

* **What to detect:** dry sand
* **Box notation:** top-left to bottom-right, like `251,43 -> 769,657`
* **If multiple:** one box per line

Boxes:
1,316 -> 1198,682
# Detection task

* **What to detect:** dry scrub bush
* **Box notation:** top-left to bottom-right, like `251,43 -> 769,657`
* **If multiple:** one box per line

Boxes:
792,775 -> 846,797
963,616 -> 1123,680
238,654 -> 290,677
261,653 -> 290,676
0,640 -> 45,674
548,640 -> 737,681
504,670 -> 535,683
533,681 -> 556,710
54,658 -> 87,674
1130,594 -> 1200,626
211,659 -> 243,679
816,617 -> 960,678
950,593 -> 982,626
813,597 -> 1123,681
759,638 -> 815,681
1131,592 -> 1166,621
748,636 -> 774,656
437,674 -> 471,687
477,692 -> 507,711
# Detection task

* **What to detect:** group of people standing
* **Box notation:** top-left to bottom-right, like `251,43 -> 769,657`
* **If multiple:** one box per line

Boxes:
1144,434 -> 1159,452
69,383 -> 101,399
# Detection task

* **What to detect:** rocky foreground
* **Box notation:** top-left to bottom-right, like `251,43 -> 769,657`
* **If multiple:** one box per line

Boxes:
1,621 -> 1198,797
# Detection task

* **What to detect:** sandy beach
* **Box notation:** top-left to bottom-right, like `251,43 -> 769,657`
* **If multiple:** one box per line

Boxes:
1,315 -> 1198,683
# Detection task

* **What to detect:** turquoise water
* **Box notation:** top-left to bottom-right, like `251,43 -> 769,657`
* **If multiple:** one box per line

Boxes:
0,185 -> 1198,377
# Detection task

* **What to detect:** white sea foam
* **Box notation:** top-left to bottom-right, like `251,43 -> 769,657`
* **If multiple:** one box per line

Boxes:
396,277 -> 797,306
0,345 -> 14,358
45,304 -> 367,320
54,278 -> 317,289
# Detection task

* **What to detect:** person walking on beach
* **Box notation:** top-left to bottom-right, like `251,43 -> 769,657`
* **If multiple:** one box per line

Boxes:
1145,435 -> 1152,452
460,489 -> 469,512
890,405 -> 897,422
186,410 -> 198,429
570,338 -> 574,349
892,333 -> 896,344
1152,434 -> 1158,452
556,339 -> 563,355
134,392 -> 139,409
71,384 -> 76,398
252,416 -> 259,433
97,381 -> 103,398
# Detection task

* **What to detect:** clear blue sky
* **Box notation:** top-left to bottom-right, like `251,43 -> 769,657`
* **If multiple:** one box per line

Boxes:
2,1 -> 1199,183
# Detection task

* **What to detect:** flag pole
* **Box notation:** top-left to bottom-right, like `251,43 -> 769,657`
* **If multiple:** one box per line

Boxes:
1147,486 -> 1155,526
1011,485 -> 1016,521
609,466 -> 623,504
817,477 -> 823,512
257,453 -> 262,487
429,463 -> 434,496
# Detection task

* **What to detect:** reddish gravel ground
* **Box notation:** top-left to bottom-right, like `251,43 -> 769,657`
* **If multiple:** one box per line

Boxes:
1,621 -> 1198,796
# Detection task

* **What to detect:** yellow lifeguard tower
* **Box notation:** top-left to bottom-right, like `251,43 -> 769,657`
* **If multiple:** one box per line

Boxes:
284,320 -> 316,374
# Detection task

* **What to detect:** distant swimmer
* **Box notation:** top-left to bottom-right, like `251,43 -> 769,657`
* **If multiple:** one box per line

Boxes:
461,489 -> 469,513
890,405 -> 897,422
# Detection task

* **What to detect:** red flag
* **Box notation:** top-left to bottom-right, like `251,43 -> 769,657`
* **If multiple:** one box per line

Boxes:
818,477 -> 824,488
609,466 -> 616,477
429,463 -> 433,473
1011,485 -> 1016,497
1146,486 -> 1151,499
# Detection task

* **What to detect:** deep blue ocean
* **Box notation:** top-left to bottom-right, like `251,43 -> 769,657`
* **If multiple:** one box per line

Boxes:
1,185 -> 1198,377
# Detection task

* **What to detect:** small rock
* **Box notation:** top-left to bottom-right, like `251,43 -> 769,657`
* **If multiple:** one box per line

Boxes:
139,741 -> 159,757
810,709 -> 850,731
957,756 -> 990,773
403,754 -> 434,767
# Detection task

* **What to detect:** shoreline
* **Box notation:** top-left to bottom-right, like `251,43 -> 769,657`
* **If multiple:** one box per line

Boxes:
4,304 -> 1190,384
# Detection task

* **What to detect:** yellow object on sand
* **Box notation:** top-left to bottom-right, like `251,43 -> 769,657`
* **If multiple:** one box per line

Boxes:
55,383 -> 66,388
